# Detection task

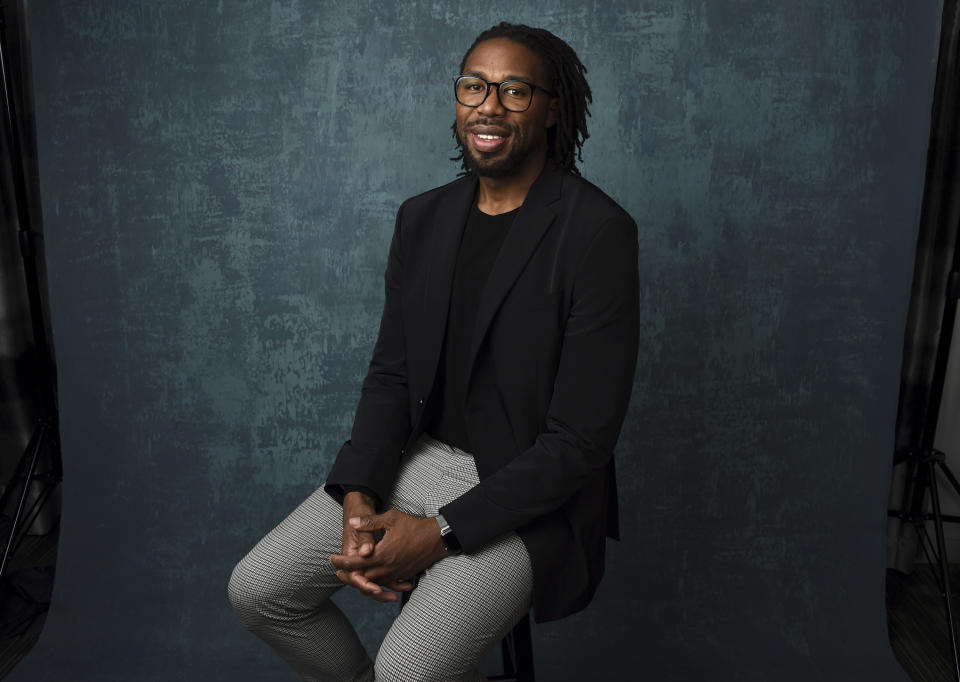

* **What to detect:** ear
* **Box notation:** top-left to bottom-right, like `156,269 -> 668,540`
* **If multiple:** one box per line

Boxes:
546,96 -> 559,128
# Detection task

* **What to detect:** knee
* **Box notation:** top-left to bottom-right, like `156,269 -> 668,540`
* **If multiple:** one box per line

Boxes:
227,555 -> 292,631
227,557 -> 261,625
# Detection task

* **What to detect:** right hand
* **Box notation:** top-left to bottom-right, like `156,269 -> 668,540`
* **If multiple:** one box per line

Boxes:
336,491 -> 413,603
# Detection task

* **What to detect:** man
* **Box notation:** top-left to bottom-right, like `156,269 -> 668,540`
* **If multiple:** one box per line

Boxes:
229,21 -> 639,682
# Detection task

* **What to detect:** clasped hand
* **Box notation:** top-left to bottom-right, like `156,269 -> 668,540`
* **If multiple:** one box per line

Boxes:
330,497 -> 448,603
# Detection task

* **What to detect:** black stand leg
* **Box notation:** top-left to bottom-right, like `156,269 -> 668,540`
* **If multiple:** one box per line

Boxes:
925,454 -> 960,681
894,448 -> 960,682
0,421 -> 59,581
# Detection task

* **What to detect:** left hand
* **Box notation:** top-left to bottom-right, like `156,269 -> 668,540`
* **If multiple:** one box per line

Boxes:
330,509 -> 449,586
338,491 -> 411,602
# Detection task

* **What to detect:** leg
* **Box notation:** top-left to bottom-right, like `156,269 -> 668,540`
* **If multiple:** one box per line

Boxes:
375,437 -> 534,682
375,530 -> 533,682
227,486 -> 374,682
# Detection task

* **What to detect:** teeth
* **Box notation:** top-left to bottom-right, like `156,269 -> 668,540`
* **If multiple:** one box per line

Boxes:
476,134 -> 502,140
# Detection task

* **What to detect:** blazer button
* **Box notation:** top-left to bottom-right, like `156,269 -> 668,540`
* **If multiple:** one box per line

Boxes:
418,398 -> 424,407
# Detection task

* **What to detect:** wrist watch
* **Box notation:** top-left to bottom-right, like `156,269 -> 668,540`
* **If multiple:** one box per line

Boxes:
435,513 -> 462,555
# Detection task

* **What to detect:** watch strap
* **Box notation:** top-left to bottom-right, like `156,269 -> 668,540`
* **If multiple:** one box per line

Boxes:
435,513 -> 463,555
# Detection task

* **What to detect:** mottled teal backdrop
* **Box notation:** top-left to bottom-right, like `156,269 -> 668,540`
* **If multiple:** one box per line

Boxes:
9,1 -> 939,680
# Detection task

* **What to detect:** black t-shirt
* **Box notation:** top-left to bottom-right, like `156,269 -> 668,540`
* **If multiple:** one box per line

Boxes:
339,202 -> 518,505
425,203 -> 519,452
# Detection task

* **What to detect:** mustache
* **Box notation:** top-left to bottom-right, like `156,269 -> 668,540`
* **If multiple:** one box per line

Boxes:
465,119 -> 513,135
451,119 -> 514,151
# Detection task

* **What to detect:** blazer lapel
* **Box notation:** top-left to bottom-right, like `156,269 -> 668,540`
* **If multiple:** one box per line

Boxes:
465,164 -> 565,378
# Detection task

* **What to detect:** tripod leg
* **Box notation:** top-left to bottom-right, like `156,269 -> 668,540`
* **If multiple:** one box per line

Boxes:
0,424 -> 45,579
937,459 -> 960,500
926,456 -> 960,682
909,453 -> 932,530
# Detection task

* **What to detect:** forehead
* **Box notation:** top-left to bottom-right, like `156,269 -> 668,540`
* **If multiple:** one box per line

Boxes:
462,38 -> 548,83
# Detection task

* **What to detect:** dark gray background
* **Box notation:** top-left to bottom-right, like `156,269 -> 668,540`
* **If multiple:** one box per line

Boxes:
8,1 -> 939,680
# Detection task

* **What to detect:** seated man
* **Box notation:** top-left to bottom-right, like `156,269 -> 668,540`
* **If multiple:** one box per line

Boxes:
228,20 -> 639,682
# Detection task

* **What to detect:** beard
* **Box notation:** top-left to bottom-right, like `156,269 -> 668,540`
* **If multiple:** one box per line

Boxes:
455,122 -> 542,178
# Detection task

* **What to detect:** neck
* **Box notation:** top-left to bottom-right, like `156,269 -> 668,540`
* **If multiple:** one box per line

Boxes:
475,147 -> 548,215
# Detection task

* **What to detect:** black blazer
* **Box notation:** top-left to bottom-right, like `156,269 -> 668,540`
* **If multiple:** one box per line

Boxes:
325,163 -> 639,622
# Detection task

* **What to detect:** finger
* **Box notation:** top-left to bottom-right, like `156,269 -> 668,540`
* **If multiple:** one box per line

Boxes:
336,569 -> 381,594
343,579 -> 397,603
336,563 -> 403,595
334,569 -> 353,587
343,528 -> 376,555
351,570 -> 383,594
348,514 -> 385,531
365,589 -> 399,603
357,531 -> 376,556
330,554 -> 407,588
360,566 -> 407,586
330,554 -> 365,571
337,570 -> 399,603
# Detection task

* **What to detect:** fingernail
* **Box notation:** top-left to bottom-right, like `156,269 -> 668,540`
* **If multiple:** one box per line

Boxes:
361,542 -> 372,553
348,517 -> 361,527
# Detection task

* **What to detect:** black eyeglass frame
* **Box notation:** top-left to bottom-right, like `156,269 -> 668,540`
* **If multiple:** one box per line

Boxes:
453,75 -> 557,113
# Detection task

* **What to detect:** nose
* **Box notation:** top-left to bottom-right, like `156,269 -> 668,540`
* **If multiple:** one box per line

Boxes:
477,83 -> 507,116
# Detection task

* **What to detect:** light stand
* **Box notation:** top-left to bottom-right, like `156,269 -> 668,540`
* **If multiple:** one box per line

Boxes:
0,1 -> 61,597
889,251 -> 960,681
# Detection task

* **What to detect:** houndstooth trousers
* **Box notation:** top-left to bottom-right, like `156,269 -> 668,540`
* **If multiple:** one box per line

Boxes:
227,435 -> 533,682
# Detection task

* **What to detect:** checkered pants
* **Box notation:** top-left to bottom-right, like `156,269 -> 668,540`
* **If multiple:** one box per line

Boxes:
228,435 -> 533,682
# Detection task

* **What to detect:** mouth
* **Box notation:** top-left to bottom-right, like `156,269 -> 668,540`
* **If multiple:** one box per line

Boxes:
469,126 -> 510,153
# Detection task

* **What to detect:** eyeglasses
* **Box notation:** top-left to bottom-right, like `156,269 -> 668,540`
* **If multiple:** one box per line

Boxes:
453,75 -> 556,113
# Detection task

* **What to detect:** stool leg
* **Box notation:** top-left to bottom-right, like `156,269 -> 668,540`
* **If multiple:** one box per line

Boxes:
500,631 -> 516,675
513,614 -> 534,682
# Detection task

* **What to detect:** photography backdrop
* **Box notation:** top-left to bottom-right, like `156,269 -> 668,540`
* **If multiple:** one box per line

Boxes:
8,1 -> 940,680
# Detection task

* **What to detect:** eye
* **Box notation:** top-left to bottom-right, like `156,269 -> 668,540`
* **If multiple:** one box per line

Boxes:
502,83 -> 530,98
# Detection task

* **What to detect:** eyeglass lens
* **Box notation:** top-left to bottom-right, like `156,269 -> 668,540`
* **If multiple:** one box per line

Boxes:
456,77 -> 532,111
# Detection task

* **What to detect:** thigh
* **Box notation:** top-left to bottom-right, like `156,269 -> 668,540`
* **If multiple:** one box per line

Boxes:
231,484 -> 347,601
382,441 -> 443,517
376,530 -> 533,682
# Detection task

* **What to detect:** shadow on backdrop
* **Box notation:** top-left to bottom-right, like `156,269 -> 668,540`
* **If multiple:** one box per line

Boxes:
3,1 -> 944,680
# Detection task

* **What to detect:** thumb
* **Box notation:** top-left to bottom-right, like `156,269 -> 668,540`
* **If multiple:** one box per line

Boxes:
348,514 -> 384,531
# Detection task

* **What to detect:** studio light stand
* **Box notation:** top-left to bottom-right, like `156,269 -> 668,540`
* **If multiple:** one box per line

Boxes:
0,1 -> 62,601
890,258 -> 960,681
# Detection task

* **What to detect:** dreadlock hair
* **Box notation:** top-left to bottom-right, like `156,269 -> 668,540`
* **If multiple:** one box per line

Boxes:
452,22 -> 592,175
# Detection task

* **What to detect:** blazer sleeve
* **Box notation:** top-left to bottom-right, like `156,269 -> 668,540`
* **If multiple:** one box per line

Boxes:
324,205 -> 412,508
439,213 -> 640,552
